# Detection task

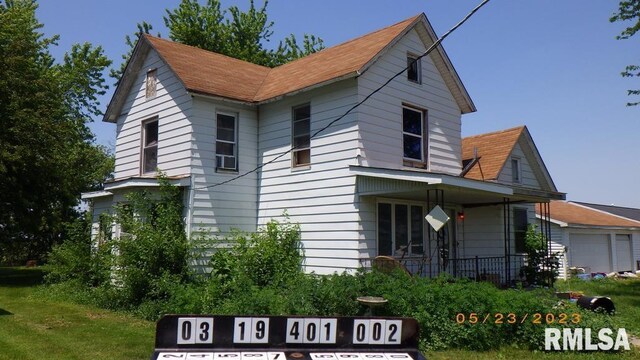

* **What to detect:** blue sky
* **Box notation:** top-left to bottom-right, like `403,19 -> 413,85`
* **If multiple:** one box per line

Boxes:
36,0 -> 639,207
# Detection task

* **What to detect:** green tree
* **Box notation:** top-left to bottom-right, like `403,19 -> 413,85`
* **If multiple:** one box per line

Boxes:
165,0 -> 324,67
0,0 -> 113,264
112,0 -> 324,83
610,0 -> 640,106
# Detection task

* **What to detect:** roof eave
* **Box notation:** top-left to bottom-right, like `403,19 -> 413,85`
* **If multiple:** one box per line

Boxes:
103,36 -> 151,123
255,72 -> 359,105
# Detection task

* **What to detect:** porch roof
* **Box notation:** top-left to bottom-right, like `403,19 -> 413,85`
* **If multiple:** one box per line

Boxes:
349,165 -> 565,205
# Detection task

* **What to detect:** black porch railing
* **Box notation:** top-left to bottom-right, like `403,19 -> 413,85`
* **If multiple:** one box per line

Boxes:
360,255 -> 528,287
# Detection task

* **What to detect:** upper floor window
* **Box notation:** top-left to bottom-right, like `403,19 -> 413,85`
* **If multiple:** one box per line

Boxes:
407,54 -> 421,84
142,119 -> 158,174
511,157 -> 521,183
216,112 -> 238,171
402,106 -> 426,163
146,69 -> 157,98
292,104 -> 311,167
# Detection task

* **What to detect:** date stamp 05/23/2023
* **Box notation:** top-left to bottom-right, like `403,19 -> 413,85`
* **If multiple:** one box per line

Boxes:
454,312 -> 582,325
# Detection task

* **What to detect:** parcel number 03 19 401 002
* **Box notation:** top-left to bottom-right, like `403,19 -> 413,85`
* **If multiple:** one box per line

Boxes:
176,317 -> 404,345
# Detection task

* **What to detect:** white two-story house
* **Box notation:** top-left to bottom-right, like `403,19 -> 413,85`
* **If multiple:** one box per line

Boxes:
83,13 -> 565,285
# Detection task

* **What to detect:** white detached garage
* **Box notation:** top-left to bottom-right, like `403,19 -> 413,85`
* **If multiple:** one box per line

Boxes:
537,201 -> 640,279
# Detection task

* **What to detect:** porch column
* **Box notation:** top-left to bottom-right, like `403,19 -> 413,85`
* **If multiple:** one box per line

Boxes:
503,198 -> 511,285
538,202 -> 553,286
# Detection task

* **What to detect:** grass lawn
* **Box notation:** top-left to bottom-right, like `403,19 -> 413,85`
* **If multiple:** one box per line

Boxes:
0,267 -> 154,360
0,267 -> 638,359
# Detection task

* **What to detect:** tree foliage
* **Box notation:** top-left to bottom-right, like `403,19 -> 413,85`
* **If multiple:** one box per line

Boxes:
610,0 -> 640,106
112,0 -> 324,82
0,0 -> 114,264
165,0 -> 324,67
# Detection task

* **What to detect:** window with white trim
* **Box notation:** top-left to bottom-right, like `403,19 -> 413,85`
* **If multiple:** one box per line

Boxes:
378,201 -> 424,257
292,104 -> 311,167
216,112 -> 238,170
511,157 -> 521,183
141,119 -> 158,174
402,106 -> 425,163
407,54 -> 421,83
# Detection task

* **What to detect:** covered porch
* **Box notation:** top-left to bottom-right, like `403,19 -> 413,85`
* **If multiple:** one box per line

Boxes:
351,166 -> 564,287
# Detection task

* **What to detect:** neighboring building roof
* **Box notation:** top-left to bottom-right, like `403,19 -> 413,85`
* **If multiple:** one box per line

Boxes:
461,126 -> 525,181
104,13 -> 476,122
573,201 -> 640,222
536,201 -> 640,228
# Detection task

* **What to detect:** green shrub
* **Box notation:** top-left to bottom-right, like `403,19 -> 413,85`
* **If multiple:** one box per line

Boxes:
45,213 -> 111,287
208,217 -> 303,289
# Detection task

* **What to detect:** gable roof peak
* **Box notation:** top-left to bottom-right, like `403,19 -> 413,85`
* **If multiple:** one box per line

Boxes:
105,13 -> 474,121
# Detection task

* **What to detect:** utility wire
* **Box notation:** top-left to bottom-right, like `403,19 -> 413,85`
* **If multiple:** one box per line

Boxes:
195,0 -> 491,191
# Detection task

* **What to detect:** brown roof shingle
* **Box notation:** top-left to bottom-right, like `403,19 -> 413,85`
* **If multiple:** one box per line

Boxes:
146,15 -> 419,103
461,126 -> 525,181
145,36 -> 271,102
537,201 -> 640,228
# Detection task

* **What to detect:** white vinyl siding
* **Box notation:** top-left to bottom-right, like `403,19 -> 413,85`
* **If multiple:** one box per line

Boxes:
257,79 -> 360,274
357,28 -> 462,175
114,50 -> 192,179
498,143 -> 541,189
188,97 -> 258,236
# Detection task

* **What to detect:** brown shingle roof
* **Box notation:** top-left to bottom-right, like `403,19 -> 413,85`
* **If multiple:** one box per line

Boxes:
461,126 -> 525,181
537,201 -> 640,228
254,15 -> 420,101
105,13 -> 475,122
145,36 -> 271,102
146,15 -> 419,103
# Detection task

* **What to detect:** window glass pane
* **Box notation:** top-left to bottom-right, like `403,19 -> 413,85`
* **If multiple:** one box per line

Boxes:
514,209 -> 528,253
512,159 -> 520,182
145,121 -> 158,146
217,128 -> 235,142
403,108 -> 422,135
293,135 -> 310,148
411,206 -> 424,254
216,141 -> 234,156
407,57 -> 419,82
403,134 -> 422,160
294,105 -> 310,120
395,204 -> 408,255
293,119 -> 310,136
378,203 -> 392,256
143,146 -> 157,173
217,114 -> 235,130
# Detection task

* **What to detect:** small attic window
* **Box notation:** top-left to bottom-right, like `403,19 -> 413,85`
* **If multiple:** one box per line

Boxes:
407,54 -> 421,84
511,157 -> 521,184
146,69 -> 157,98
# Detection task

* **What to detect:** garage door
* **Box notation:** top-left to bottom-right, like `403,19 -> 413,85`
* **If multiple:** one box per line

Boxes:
616,235 -> 633,272
570,234 -> 611,273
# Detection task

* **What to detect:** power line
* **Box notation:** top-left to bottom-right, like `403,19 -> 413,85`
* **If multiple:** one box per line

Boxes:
194,0 -> 491,191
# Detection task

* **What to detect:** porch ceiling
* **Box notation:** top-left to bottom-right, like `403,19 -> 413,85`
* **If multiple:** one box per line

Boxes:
350,165 -> 562,205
